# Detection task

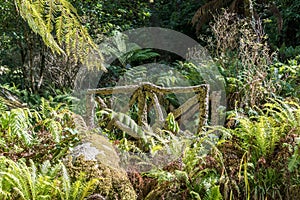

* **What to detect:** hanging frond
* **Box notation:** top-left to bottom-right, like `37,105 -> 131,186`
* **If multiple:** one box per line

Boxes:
111,111 -> 147,140
192,0 -> 235,33
14,0 -> 105,71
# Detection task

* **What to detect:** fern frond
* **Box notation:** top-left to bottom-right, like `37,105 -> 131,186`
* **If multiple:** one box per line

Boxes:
233,112 -> 282,162
45,0 -> 54,33
112,111 -> 146,140
55,15 -> 64,45
27,160 -> 37,200
14,0 -> 105,70
0,157 -> 97,199
43,118 -> 62,143
204,185 -> 222,200
124,49 -> 160,64
264,99 -> 300,129
0,98 -> 8,112
0,159 -> 32,200
77,177 -> 98,200
1,108 -> 33,146
61,162 -> 71,199
288,146 -> 300,172
15,0 -> 64,54
70,179 -> 81,199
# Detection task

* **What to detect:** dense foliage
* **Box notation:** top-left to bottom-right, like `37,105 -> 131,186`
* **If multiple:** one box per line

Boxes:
0,0 -> 300,199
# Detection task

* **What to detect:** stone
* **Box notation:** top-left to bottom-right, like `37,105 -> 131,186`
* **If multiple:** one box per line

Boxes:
67,129 -> 136,199
71,133 -> 121,169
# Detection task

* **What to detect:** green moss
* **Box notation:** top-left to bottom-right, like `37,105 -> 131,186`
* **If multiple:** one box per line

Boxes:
66,153 -> 136,199
85,133 -> 121,169
69,117 -> 136,199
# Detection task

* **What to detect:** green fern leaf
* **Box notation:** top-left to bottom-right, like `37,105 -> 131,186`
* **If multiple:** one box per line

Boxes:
14,0 -> 105,70
204,185 -> 222,200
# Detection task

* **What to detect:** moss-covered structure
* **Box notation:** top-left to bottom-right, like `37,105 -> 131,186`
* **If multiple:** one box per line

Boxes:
66,130 -> 136,199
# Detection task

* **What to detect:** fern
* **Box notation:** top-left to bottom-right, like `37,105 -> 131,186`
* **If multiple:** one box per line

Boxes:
0,158 -> 36,199
203,185 -> 223,200
0,99 -> 7,112
43,118 -> 62,143
75,175 -> 98,200
101,31 -> 159,67
264,99 -> 300,131
123,49 -> 160,64
14,0 -> 104,70
60,162 -> 71,199
0,108 -> 34,146
110,110 -> 147,140
0,98 -> 80,162
39,98 -> 75,143
232,115 -> 281,161
288,145 -> 300,172
226,98 -> 300,164
0,157 -> 98,200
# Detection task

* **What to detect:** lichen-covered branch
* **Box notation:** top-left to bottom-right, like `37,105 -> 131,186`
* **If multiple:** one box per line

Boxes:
197,87 -> 210,133
137,89 -> 148,127
87,85 -> 139,95
148,92 -> 164,123
172,95 -> 199,119
86,82 -> 209,135
86,93 -> 95,127
95,96 -> 107,109
87,82 -> 207,95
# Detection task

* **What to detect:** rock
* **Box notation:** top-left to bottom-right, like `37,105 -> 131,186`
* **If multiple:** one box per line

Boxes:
71,133 -> 121,169
67,123 -> 136,199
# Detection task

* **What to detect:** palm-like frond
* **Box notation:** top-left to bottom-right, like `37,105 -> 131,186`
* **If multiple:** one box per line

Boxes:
15,0 -> 63,54
111,110 -> 147,140
14,0 -> 105,70
204,185 -> 223,200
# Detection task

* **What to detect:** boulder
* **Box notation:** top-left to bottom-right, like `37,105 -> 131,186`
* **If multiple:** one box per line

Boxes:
71,133 -> 120,169
68,114 -> 136,199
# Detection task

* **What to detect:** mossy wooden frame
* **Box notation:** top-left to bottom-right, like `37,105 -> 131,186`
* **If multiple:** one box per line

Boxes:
86,82 -> 209,134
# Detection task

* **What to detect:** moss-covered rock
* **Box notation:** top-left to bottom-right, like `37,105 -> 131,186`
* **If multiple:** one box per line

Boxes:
67,132 -> 136,200
71,133 -> 121,169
